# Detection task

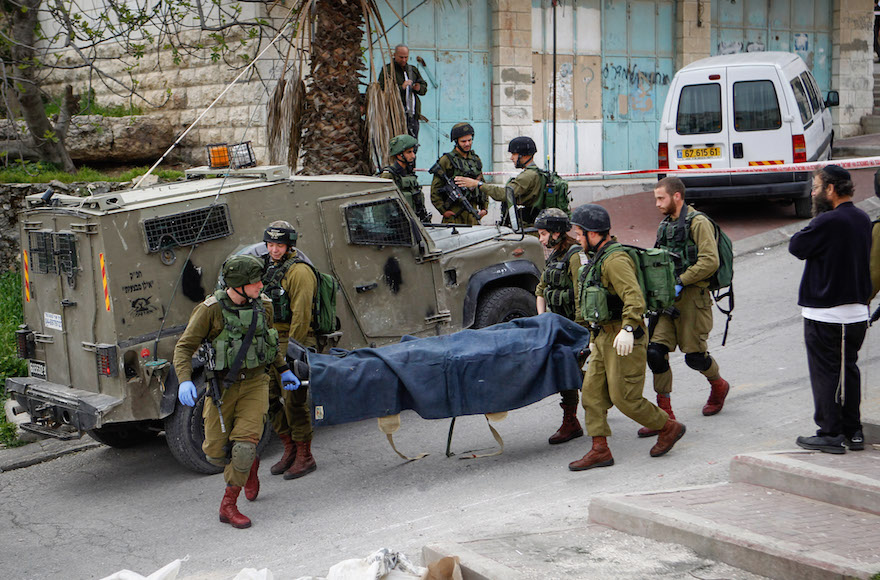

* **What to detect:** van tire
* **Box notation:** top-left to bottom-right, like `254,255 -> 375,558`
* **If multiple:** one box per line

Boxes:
87,422 -> 158,448
474,286 -> 537,328
794,196 -> 812,219
164,373 -> 272,474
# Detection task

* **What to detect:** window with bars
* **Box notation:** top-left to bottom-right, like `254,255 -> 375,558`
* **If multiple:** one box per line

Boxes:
28,231 -> 78,277
142,204 -> 233,252
345,199 -> 413,247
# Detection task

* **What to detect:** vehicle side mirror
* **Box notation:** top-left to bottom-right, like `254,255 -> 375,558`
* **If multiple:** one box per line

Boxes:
505,186 -> 521,232
825,90 -> 839,108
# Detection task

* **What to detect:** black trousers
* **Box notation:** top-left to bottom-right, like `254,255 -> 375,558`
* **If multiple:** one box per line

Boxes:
803,318 -> 866,438
406,114 -> 420,140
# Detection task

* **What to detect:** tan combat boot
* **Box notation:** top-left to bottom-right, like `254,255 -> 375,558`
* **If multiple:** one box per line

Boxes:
650,419 -> 686,457
568,436 -> 614,471
270,433 -> 296,475
703,377 -> 730,416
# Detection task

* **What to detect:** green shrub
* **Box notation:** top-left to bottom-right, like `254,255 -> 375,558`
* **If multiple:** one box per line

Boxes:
0,160 -> 183,184
0,271 -> 27,447
43,88 -> 143,118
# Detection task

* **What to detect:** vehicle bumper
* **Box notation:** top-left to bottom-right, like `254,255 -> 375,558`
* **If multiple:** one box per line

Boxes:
5,377 -> 122,436
671,171 -> 811,202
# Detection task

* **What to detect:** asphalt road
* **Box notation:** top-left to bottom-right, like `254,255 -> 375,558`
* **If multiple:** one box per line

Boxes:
2,189 -> 880,579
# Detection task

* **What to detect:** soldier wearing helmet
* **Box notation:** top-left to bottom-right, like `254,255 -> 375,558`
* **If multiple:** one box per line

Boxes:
534,207 -> 588,445
380,134 -> 430,222
260,220 -> 319,481
173,254 -> 299,529
457,136 -> 547,229
430,122 -> 488,225
566,204 -> 687,473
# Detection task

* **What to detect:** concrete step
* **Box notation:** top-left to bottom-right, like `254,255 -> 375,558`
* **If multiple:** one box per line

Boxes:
730,450 -> 880,515
590,479 -> 880,580
860,114 -> 880,134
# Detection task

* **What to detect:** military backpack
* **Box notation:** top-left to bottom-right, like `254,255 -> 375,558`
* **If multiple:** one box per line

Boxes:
529,167 -> 572,214
263,254 -> 340,336
579,242 -> 676,325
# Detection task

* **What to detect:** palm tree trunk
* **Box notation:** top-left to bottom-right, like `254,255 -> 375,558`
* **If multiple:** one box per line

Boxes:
299,0 -> 368,175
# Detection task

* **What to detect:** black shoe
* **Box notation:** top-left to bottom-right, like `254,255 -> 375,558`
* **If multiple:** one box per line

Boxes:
796,434 -> 845,454
845,430 -> 865,451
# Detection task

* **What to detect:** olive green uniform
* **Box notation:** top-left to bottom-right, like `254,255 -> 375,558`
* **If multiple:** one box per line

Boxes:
380,163 -> 429,221
870,220 -> 880,301
536,242 -> 586,406
651,208 -> 721,393
430,150 -> 486,225
378,62 -> 427,118
580,244 -> 669,436
482,163 -> 544,228
264,250 -> 317,442
173,293 -> 286,487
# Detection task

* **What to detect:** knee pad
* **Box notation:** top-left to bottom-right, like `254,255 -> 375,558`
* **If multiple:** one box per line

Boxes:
646,343 -> 670,374
230,441 -> 257,473
685,352 -> 712,372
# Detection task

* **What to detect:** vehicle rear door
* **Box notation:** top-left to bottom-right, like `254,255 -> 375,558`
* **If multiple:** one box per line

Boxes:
319,194 -> 447,341
666,71 -> 727,171
726,65 -> 789,168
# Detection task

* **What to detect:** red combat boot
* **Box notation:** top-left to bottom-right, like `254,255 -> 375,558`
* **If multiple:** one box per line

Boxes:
702,377 -> 730,416
219,485 -> 252,529
270,433 -> 296,475
549,403 -> 584,444
244,457 -> 260,501
283,440 -> 317,480
638,394 -> 674,438
650,419 -> 686,457
568,436 -> 614,471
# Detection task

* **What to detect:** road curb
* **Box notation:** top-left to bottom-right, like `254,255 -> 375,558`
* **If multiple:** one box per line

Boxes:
422,542 -> 525,580
0,437 -> 101,473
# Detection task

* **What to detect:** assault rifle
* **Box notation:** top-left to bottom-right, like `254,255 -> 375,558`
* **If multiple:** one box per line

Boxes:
196,342 -> 226,433
429,161 -> 481,221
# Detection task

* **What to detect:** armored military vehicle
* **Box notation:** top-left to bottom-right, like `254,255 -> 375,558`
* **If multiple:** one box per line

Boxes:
6,166 -> 544,472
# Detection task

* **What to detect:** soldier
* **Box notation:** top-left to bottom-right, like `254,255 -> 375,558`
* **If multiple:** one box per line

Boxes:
534,208 -> 586,445
567,204 -> 686,471
430,123 -> 488,225
457,136 -> 544,229
380,134 -> 430,222
173,255 -> 300,529
378,44 -> 427,139
261,221 -> 319,480
638,177 -> 731,438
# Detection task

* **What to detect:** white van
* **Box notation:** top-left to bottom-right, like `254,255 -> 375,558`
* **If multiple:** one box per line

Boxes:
658,52 -> 838,218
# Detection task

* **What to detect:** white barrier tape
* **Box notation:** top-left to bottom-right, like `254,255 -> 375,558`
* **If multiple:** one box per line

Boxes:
415,156 -> 880,179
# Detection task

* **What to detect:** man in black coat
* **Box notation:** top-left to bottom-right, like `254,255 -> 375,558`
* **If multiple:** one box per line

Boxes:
788,165 -> 872,454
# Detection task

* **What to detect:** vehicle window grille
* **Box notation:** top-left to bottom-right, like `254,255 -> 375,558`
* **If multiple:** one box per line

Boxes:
55,233 -> 78,276
142,204 -> 233,252
345,199 -> 413,247
28,231 -> 56,274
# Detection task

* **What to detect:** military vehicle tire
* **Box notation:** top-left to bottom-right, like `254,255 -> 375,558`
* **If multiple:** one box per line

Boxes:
87,422 -> 159,448
473,286 -> 537,328
164,374 -> 272,474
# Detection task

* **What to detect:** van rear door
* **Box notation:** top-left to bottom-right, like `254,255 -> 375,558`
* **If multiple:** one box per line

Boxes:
666,71 -> 727,171
725,65 -> 789,168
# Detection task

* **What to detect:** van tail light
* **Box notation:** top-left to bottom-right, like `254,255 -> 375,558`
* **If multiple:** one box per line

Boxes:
792,135 -> 807,164
16,326 -> 35,359
658,143 -> 669,169
96,344 -> 119,377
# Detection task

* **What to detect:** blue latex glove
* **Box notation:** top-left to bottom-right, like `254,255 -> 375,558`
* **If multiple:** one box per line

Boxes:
281,369 -> 300,391
674,284 -> 683,297
178,380 -> 197,406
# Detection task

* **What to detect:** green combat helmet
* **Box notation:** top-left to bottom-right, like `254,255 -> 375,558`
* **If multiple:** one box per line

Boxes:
450,122 -> 474,142
389,134 -> 418,157
534,208 -> 571,233
223,255 -> 264,288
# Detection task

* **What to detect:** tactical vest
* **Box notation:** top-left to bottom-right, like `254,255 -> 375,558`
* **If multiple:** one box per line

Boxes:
541,244 -> 582,320
444,151 -> 482,179
579,243 -> 626,325
657,216 -> 693,277
211,290 -> 278,371
384,164 -> 420,205
262,254 -> 298,323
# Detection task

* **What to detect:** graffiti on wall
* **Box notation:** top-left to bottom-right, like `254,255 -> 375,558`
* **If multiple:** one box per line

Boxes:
602,62 -> 670,113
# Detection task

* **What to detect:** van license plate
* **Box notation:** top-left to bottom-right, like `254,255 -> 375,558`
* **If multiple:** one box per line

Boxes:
680,147 -> 720,159
29,360 -> 47,379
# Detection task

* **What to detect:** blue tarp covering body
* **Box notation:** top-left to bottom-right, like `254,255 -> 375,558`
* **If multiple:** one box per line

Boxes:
307,313 -> 590,427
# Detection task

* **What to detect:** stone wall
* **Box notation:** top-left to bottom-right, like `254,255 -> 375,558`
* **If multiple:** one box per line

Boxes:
832,0 -> 874,138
